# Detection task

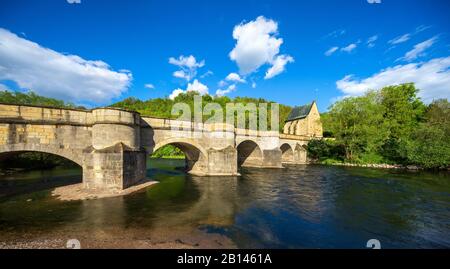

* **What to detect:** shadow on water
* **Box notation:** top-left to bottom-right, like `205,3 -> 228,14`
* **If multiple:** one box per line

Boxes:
0,159 -> 449,248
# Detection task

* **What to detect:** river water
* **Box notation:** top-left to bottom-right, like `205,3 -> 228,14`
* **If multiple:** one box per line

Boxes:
0,159 -> 449,248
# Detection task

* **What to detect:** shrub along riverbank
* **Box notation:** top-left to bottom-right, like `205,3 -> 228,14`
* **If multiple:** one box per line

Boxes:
307,84 -> 450,170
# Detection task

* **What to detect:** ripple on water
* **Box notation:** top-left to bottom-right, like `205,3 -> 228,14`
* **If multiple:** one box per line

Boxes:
0,160 -> 449,248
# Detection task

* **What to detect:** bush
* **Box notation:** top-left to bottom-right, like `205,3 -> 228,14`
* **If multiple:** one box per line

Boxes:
151,145 -> 184,158
307,139 -> 345,162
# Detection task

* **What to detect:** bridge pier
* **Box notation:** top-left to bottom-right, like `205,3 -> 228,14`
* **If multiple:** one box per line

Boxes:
261,148 -> 283,168
206,146 -> 239,176
82,108 -> 147,190
82,143 -> 147,190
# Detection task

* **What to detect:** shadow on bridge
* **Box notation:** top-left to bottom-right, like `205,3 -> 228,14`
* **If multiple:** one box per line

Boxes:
0,151 -> 82,199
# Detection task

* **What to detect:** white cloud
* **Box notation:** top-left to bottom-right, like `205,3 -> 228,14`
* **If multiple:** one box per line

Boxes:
225,72 -> 246,83
325,46 -> 339,56
367,0 -> 381,3
216,84 -> 236,97
144,83 -> 155,89
251,82 -> 257,88
200,70 -> 213,78
415,25 -> 432,34
218,80 -> 227,87
264,54 -> 294,79
169,55 -> 204,69
67,0 -> 81,3
367,35 -> 378,48
388,33 -> 411,45
169,79 -> 209,100
336,57 -> 450,102
398,36 -> 438,62
173,70 -> 190,80
341,43 -> 357,53
0,28 -> 131,104
169,89 -> 185,100
169,55 -> 205,81
229,16 -> 293,77
323,29 -> 346,39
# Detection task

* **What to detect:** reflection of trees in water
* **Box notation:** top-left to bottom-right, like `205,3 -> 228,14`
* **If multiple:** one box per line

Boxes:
0,189 -> 84,238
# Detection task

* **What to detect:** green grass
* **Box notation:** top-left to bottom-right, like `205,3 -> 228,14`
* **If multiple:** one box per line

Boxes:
150,155 -> 185,159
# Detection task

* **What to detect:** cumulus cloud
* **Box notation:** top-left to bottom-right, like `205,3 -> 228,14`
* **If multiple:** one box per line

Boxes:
341,43 -> 357,53
336,57 -> 450,102
169,55 -> 205,81
169,79 -> 209,100
397,36 -> 438,62
0,28 -> 131,104
144,83 -> 155,89
264,55 -> 294,79
215,84 -> 236,97
225,72 -> 246,83
229,16 -> 293,78
325,46 -> 339,56
169,89 -> 185,100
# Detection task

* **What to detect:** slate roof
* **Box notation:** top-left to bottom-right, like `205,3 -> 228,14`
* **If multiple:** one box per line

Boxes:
286,102 -> 314,122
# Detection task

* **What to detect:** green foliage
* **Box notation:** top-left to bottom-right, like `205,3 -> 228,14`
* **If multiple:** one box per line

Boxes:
325,91 -> 388,160
405,99 -> 450,169
379,84 -> 426,163
312,84 -> 449,169
320,112 -> 334,137
112,91 -> 292,132
0,91 -> 81,109
306,139 -> 345,161
151,145 -> 184,158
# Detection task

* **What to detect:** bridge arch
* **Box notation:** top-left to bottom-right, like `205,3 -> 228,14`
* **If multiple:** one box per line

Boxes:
280,143 -> 294,163
0,144 -> 84,167
152,138 -> 208,175
236,140 -> 263,167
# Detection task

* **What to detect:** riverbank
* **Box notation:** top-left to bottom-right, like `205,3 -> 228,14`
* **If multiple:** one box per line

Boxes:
0,226 -> 236,249
315,159 -> 449,171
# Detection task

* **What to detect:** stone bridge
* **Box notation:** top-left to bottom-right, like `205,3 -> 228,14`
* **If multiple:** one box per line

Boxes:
0,104 -> 312,190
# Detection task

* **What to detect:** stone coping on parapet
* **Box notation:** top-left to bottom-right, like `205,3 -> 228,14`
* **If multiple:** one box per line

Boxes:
0,102 -> 140,114
280,133 -> 320,141
0,102 -> 91,112
0,103 -> 141,127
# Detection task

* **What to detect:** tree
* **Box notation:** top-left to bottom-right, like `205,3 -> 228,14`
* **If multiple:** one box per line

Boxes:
325,91 -> 388,161
406,99 -> 450,168
0,91 -> 76,108
379,84 -> 426,163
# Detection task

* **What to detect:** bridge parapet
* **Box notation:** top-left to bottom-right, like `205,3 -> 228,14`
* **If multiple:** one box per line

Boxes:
91,108 -> 141,150
0,103 -> 92,125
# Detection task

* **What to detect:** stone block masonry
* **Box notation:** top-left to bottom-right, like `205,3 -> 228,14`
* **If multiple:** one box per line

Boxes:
0,103 -> 316,191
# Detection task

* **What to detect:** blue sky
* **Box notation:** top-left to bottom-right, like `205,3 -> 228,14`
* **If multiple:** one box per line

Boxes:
0,0 -> 449,111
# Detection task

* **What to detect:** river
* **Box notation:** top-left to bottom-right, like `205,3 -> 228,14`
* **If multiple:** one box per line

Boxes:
0,159 -> 449,249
